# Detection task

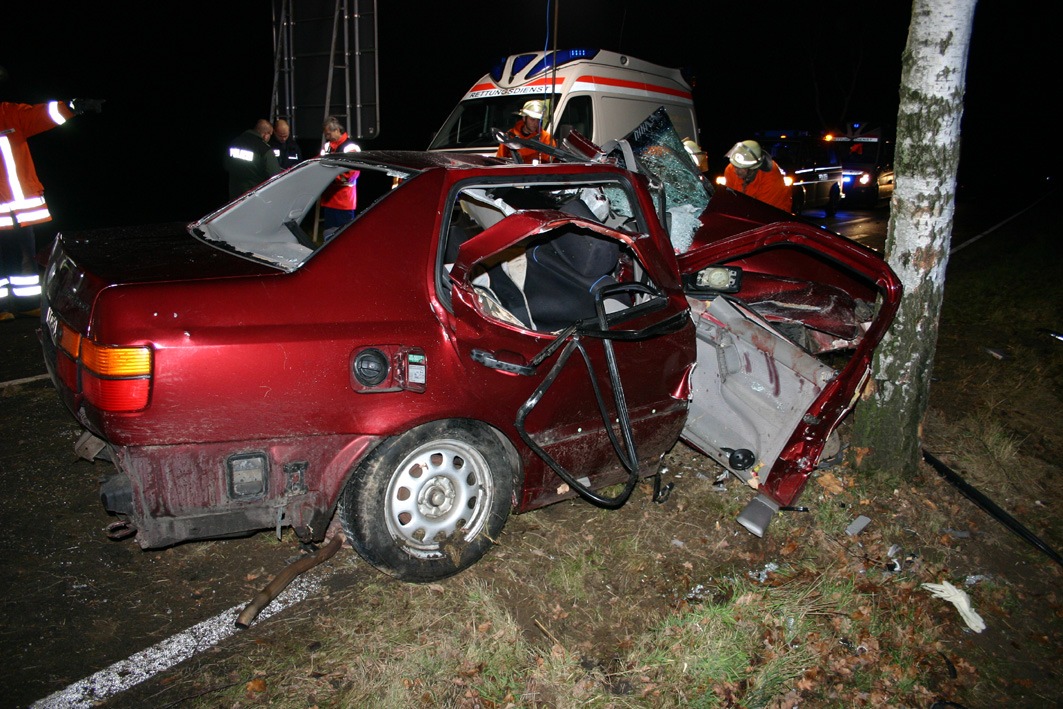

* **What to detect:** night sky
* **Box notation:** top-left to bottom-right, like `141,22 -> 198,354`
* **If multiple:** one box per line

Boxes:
3,0 -> 1046,233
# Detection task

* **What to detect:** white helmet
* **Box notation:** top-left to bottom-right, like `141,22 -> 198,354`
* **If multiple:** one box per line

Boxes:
726,140 -> 766,169
519,100 -> 546,120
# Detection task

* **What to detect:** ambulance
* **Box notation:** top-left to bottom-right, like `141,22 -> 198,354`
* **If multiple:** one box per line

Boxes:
427,48 -> 700,157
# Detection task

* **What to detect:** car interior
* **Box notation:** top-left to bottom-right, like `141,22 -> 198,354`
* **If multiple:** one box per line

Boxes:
440,182 -> 656,332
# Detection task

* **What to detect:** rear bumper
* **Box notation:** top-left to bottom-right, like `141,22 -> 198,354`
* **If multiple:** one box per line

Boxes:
72,430 -> 384,549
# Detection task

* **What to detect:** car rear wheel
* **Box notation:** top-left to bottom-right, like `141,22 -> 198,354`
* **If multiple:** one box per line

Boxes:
338,420 -> 514,582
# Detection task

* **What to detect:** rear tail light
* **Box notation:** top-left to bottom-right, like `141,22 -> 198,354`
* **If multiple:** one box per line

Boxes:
52,317 -> 153,412
82,373 -> 151,411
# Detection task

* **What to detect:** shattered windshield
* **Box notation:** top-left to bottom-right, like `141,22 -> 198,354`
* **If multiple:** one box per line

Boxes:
606,108 -> 712,254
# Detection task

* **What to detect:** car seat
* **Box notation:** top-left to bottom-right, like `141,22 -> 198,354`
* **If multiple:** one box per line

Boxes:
522,198 -> 621,331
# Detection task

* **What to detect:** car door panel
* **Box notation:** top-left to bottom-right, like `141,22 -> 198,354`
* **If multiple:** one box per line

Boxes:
448,206 -> 694,511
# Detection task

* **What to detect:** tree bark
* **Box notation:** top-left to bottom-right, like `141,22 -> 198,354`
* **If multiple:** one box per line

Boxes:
850,0 -> 978,474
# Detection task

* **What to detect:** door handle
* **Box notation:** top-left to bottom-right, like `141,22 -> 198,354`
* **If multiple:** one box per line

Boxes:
471,349 -> 535,376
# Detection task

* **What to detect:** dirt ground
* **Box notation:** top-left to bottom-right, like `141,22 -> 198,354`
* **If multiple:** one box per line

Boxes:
1,194 -> 1060,708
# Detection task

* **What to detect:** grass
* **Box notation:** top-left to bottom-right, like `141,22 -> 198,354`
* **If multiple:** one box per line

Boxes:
111,448 -> 1025,708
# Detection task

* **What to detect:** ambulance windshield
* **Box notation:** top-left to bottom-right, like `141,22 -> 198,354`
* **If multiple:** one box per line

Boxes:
428,93 -> 560,151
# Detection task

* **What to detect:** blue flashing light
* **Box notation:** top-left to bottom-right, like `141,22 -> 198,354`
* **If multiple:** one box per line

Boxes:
490,53 -> 537,83
526,48 -> 600,77
489,49 -> 601,84
511,53 -> 539,75
489,58 -> 506,83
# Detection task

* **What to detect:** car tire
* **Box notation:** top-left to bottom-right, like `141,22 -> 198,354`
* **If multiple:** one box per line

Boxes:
826,185 -> 841,217
338,420 -> 515,582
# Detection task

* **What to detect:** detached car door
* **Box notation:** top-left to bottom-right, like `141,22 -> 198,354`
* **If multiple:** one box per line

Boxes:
443,175 -> 696,511
592,108 -> 900,536
676,191 -> 900,535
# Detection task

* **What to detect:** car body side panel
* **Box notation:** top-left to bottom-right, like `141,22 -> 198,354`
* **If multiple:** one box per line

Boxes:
115,433 -> 383,548
82,172 -> 451,445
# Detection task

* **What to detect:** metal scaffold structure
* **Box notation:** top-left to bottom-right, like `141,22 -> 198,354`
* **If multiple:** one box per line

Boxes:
271,0 -> 379,143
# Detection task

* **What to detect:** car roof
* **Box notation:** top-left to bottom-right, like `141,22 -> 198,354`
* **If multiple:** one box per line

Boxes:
320,149 -> 505,173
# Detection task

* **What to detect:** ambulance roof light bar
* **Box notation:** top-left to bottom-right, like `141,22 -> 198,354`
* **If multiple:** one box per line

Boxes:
489,48 -> 602,83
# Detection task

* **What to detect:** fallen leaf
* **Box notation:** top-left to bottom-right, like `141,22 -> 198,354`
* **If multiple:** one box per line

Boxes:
246,677 -> 267,693
816,472 -> 845,496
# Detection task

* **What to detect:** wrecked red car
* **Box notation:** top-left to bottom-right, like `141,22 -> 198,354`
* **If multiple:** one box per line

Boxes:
39,112 -> 899,581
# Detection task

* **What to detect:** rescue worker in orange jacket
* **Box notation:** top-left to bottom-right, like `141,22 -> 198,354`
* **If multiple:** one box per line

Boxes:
722,139 -> 793,212
1,66 -> 103,320
496,99 -> 556,164
319,116 -> 360,236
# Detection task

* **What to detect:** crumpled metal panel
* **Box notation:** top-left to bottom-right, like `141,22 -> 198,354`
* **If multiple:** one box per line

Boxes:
682,296 -> 833,486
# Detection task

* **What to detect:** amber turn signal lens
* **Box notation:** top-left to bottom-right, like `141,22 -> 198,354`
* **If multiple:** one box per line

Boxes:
80,340 -> 152,377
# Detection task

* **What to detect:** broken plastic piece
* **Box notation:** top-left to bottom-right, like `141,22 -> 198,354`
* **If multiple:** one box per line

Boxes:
737,494 -> 779,537
921,580 -> 986,633
845,515 -> 871,536
74,430 -> 107,461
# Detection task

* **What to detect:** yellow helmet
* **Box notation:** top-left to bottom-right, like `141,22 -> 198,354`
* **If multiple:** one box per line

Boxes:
725,140 -> 765,169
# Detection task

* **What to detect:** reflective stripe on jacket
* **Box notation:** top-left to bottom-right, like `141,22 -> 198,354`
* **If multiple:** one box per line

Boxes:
225,129 -> 282,199
1,100 -> 73,229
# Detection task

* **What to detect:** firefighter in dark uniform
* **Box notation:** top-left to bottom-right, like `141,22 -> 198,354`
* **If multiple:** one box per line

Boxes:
269,119 -> 302,170
225,119 -> 281,199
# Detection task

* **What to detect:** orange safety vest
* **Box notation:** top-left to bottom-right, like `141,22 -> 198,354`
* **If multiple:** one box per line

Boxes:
320,133 -> 360,211
723,161 -> 793,212
1,100 -> 74,229
496,119 -> 555,164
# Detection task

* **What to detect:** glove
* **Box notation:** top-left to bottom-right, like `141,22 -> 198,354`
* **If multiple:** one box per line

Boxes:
921,581 -> 986,632
69,98 -> 105,115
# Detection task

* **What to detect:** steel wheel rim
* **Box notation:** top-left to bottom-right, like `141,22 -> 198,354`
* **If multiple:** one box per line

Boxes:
384,437 -> 494,559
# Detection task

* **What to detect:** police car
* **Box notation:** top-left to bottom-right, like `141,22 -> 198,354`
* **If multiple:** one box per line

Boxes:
830,123 -> 895,208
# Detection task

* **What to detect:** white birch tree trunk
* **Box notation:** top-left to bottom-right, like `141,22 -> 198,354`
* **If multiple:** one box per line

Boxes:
850,0 -> 978,473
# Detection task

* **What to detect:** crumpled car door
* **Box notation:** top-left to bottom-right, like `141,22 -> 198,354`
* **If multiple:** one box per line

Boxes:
604,106 -> 901,536
676,213 -> 900,536
447,207 -> 696,512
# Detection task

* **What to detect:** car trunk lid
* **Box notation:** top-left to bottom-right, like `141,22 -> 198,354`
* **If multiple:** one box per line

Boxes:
44,223 -> 276,334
